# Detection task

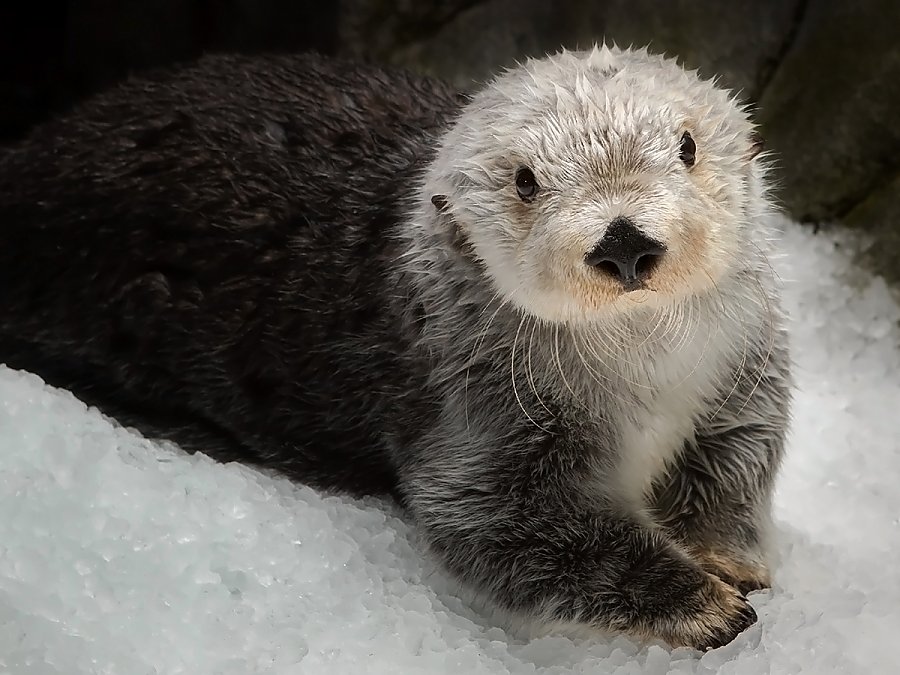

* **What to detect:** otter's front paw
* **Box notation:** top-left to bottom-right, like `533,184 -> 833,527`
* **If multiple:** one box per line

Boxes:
693,548 -> 771,596
649,573 -> 758,651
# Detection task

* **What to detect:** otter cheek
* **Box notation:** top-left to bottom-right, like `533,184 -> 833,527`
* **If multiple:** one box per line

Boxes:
462,222 -> 526,308
516,237 -> 573,323
682,224 -> 713,288
520,238 -> 556,303
697,214 -> 743,285
646,220 -> 706,296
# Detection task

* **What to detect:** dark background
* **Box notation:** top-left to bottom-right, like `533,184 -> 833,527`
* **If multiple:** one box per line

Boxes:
2,0 -> 899,282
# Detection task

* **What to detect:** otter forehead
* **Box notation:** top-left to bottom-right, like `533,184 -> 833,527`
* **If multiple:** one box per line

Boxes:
456,46 -> 752,184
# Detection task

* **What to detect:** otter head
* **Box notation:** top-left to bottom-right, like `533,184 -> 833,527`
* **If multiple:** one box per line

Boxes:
425,45 -> 770,325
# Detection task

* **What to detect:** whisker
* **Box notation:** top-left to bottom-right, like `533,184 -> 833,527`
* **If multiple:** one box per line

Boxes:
734,272 -> 778,416
636,306 -> 667,349
553,324 -> 582,402
464,293 -> 506,432
580,323 -> 652,391
671,296 -> 696,354
711,274 -> 753,420
526,316 -> 555,418
670,290 -> 719,392
511,312 -> 553,432
570,329 -> 625,412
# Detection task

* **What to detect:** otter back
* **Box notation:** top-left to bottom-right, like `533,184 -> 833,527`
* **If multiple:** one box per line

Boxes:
0,53 -> 462,495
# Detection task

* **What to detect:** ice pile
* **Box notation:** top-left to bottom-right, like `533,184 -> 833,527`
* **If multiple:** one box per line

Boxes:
1,217 -> 899,674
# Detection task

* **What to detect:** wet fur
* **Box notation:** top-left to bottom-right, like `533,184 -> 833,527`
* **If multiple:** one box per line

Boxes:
0,47 -> 791,650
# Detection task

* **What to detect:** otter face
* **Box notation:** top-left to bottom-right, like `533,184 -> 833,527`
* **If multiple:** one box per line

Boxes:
428,45 -> 770,325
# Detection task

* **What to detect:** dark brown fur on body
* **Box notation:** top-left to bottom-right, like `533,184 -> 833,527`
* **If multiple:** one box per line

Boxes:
0,51 -> 789,651
0,53 -> 460,495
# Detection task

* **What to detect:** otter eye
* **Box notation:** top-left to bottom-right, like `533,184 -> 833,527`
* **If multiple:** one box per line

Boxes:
679,131 -> 696,167
515,167 -> 539,202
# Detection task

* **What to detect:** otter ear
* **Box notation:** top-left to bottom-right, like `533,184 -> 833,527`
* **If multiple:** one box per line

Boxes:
748,132 -> 765,160
430,194 -> 476,260
431,194 -> 449,212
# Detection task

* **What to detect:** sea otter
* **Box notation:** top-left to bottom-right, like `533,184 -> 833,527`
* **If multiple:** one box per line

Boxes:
0,45 -> 791,650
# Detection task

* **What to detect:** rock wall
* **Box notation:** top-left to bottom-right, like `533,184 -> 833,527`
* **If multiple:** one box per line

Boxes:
2,0 -> 898,282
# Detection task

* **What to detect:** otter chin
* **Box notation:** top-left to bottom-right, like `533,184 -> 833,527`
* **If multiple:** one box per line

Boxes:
0,44 -> 790,652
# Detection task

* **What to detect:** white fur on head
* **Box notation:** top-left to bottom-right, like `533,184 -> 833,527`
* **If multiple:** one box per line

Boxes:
422,44 -> 774,325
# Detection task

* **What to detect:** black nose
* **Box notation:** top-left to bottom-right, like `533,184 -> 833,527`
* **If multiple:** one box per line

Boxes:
585,217 -> 666,289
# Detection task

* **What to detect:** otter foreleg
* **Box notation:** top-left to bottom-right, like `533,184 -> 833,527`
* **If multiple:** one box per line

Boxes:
398,414 -> 758,650
650,342 -> 791,596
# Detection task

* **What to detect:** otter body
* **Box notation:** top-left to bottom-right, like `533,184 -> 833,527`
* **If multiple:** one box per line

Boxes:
0,48 -> 791,650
